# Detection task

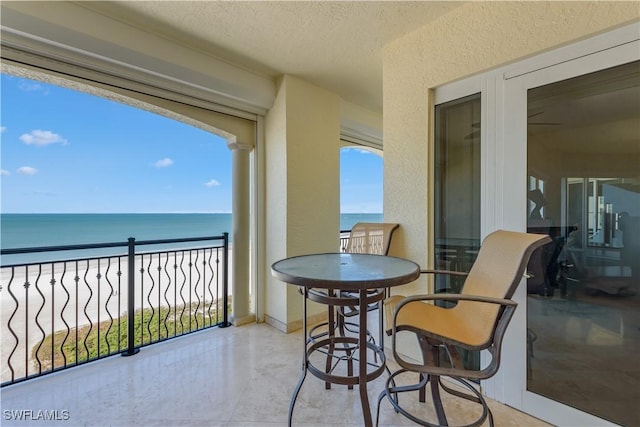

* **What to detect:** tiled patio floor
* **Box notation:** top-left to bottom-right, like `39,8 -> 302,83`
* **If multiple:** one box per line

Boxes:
0,322 -> 551,426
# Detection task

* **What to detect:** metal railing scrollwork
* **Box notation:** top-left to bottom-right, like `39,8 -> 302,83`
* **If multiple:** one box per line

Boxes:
0,234 -> 229,386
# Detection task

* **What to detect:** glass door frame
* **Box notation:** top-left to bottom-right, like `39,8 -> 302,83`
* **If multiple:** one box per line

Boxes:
500,29 -> 639,427
433,22 -> 639,426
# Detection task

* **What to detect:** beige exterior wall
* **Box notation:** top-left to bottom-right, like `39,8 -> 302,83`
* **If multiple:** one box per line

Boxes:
383,1 -> 639,281
264,75 -> 341,331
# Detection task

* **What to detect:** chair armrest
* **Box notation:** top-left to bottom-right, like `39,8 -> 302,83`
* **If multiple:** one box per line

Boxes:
391,293 -> 519,379
395,293 -> 517,313
420,269 -> 468,277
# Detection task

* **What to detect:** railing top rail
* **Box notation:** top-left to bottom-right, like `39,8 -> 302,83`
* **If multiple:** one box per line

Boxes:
1,241 -> 126,255
135,235 -> 227,247
0,234 -> 228,256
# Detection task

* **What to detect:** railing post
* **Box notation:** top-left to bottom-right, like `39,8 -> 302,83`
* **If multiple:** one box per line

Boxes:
122,237 -> 140,356
220,232 -> 231,328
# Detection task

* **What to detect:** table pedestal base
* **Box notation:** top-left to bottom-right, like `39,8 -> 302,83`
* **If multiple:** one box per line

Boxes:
289,287 -> 386,427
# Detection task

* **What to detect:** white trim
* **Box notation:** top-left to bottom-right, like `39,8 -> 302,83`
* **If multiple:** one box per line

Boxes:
503,22 -> 639,80
433,77 -> 483,104
339,133 -> 383,151
522,391 -> 619,427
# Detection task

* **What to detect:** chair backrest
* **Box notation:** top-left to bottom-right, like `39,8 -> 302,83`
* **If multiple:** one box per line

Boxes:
346,222 -> 399,255
456,230 -> 550,346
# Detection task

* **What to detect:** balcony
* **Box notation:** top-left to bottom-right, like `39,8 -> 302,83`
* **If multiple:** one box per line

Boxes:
1,320 -> 551,426
1,234 -> 550,426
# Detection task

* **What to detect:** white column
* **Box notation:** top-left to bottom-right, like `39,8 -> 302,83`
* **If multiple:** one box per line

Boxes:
227,140 -> 254,326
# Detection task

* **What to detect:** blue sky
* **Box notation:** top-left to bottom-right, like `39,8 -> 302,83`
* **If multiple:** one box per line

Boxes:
340,147 -> 383,213
1,74 -> 382,213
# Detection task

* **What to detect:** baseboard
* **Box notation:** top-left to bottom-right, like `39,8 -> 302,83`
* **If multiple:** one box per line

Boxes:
232,313 -> 256,326
265,311 -> 328,333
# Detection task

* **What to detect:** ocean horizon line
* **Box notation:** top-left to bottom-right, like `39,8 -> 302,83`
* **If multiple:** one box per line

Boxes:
0,213 -> 384,258
1,212 -> 383,215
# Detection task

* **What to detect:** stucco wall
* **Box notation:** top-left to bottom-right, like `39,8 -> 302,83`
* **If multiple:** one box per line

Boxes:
265,75 -> 340,330
265,77 -> 289,326
383,1 -> 639,274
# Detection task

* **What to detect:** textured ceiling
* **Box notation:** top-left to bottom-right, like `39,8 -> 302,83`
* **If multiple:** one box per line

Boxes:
80,1 -> 464,112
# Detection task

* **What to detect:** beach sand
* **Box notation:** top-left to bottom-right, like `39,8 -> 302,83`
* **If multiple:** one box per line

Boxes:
1,249 -> 231,384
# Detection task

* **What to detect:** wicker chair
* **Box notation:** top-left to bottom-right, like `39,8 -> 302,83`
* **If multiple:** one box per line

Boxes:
377,230 -> 550,427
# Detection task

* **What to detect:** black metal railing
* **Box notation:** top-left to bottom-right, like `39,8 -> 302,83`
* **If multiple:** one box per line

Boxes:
0,234 -> 229,386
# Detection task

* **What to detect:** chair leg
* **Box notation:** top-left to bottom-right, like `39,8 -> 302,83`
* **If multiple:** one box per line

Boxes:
419,373 -> 426,403
430,374 -> 448,426
429,343 -> 448,426
381,334 -> 492,427
325,303 -> 335,390
417,336 -> 450,426
417,336 -> 432,404
376,369 -> 431,427
378,369 -> 493,427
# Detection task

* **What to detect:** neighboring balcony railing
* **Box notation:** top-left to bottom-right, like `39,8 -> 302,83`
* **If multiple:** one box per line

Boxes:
0,234 -> 229,386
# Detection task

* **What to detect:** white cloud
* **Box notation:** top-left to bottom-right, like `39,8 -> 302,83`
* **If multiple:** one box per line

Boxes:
20,130 -> 67,147
153,158 -> 174,168
0,126 -> 6,133
204,179 -> 221,188
19,81 -> 49,94
343,147 -> 373,155
1,169 -> 10,176
17,166 -> 38,175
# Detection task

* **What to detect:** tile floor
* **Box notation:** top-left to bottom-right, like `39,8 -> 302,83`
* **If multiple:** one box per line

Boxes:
0,322 -> 551,426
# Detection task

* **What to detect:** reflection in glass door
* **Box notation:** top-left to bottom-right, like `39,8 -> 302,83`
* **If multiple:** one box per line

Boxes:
526,61 -> 640,426
434,93 -> 481,371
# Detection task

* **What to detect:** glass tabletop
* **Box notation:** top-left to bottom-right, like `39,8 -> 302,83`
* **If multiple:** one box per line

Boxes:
271,253 -> 420,291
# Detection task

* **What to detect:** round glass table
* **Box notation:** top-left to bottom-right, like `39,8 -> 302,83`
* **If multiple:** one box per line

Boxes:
271,252 -> 420,426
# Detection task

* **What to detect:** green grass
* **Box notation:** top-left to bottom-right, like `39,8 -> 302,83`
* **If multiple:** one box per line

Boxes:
32,300 -> 228,371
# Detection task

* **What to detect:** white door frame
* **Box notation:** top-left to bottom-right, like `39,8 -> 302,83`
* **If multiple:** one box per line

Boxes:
434,22 -> 639,426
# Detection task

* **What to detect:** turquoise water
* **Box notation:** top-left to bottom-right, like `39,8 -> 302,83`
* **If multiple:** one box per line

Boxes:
0,213 -> 233,249
0,213 -> 382,264
339,213 -> 383,232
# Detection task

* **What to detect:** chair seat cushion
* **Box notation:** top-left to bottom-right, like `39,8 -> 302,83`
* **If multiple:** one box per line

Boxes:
385,295 -> 492,348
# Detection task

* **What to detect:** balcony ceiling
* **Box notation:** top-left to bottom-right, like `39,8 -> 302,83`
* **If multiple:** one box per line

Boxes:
79,1 -> 465,112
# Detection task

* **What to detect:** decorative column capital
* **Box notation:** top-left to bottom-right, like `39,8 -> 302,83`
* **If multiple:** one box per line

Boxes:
227,139 -> 253,151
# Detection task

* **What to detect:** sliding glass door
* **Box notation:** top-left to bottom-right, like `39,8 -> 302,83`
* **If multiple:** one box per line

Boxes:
434,23 -> 639,427
500,32 -> 639,427
524,60 -> 640,427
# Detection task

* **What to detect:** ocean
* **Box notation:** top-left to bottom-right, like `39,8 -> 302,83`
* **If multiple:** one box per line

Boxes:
0,213 -> 382,264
